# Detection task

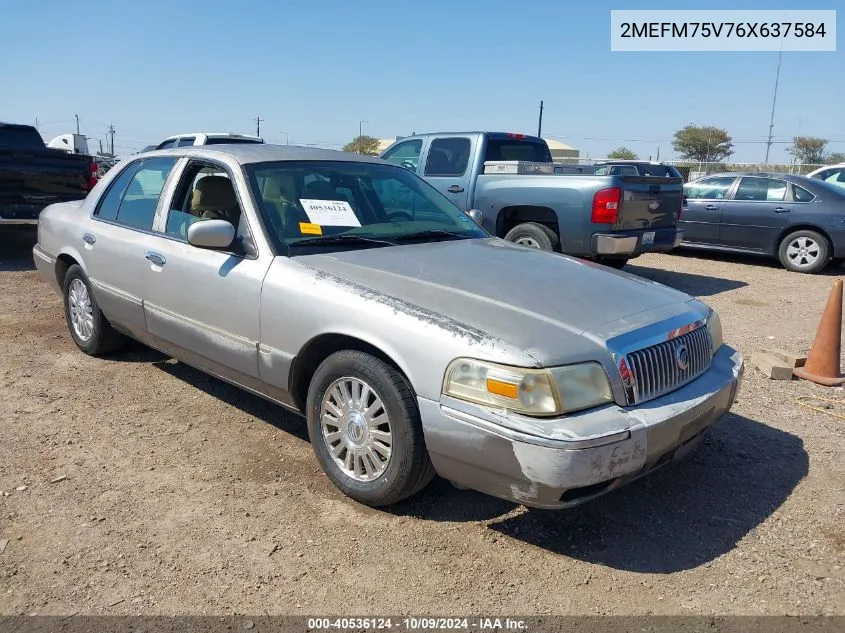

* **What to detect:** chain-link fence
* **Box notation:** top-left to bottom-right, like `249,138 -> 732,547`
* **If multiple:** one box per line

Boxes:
555,158 -> 827,181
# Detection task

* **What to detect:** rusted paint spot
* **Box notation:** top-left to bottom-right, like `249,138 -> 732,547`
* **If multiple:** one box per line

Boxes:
311,269 -> 508,346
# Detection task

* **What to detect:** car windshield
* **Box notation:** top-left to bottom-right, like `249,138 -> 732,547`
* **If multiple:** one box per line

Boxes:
246,160 -> 488,250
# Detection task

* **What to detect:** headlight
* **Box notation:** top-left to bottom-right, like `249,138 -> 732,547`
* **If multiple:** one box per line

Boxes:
443,358 -> 613,416
706,309 -> 723,354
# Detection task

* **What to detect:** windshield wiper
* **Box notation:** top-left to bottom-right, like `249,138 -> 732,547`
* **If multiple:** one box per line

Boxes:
392,229 -> 471,242
291,234 -> 396,247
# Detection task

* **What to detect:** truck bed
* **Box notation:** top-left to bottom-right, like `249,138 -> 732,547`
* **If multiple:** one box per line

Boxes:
0,146 -> 92,223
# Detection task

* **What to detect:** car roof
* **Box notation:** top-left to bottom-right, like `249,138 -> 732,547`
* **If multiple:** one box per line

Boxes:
689,171 -> 812,181
388,132 -> 545,142
138,143 -> 385,165
161,132 -> 264,141
595,160 -> 668,165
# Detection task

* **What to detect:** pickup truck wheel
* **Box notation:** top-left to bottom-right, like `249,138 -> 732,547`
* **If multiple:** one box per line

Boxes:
777,230 -> 830,274
504,222 -> 560,252
62,264 -> 125,355
306,350 -> 435,507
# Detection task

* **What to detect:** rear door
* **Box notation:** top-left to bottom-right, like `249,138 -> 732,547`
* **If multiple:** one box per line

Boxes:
84,156 -> 180,338
680,176 -> 737,243
421,137 -> 473,210
718,176 -> 792,251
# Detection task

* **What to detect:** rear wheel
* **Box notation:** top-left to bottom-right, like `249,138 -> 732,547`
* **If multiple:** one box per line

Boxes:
503,222 -> 560,252
62,264 -> 126,355
306,350 -> 435,507
777,229 -> 830,274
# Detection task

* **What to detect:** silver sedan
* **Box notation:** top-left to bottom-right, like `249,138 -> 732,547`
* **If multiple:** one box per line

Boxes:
33,144 -> 744,509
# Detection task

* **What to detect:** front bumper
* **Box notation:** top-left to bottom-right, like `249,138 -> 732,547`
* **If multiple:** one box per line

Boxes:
593,228 -> 683,257
420,345 -> 743,509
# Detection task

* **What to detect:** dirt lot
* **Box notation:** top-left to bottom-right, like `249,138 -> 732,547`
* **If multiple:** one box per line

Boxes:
1,227 -> 843,617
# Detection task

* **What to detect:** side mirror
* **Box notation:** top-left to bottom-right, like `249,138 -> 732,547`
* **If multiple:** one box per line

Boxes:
187,219 -> 236,250
467,209 -> 483,223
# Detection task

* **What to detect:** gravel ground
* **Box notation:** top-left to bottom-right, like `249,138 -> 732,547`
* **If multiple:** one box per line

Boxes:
1,227 -> 843,616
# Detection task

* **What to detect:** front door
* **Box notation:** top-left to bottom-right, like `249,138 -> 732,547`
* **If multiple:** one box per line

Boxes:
421,137 -> 472,210
719,176 -> 792,252
680,175 -> 737,244
142,160 -> 272,382
84,156 -> 179,339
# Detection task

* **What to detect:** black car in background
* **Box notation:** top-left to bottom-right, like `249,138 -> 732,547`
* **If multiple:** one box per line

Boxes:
679,172 -> 845,274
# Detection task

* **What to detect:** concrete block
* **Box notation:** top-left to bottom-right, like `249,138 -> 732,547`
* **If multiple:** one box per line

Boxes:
759,347 -> 806,368
752,351 -> 795,380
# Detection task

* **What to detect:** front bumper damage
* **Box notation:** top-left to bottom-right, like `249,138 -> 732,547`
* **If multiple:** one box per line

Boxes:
420,345 -> 743,509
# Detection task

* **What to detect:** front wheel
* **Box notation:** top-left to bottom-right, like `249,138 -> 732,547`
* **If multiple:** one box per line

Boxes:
777,230 -> 830,274
503,222 -> 560,252
306,350 -> 435,507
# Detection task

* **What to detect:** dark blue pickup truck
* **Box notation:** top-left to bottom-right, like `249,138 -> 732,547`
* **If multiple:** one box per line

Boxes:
379,132 -> 683,268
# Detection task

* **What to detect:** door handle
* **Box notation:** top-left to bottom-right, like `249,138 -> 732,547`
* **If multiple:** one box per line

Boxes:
447,185 -> 464,193
82,233 -> 96,245
145,252 -> 166,266
704,205 -> 719,210
773,207 -> 790,213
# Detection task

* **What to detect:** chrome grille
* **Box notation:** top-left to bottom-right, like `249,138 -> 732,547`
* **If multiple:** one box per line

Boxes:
625,326 -> 712,404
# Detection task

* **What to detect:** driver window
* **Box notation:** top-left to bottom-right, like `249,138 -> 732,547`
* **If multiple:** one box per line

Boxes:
381,139 -> 423,171
164,162 -> 253,255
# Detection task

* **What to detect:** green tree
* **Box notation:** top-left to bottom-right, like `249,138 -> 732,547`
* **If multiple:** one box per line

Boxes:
607,146 -> 638,160
824,152 -> 845,165
343,135 -> 380,156
788,136 -> 827,164
672,124 -> 734,163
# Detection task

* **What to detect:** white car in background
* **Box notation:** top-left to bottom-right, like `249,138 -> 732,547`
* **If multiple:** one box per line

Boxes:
806,163 -> 845,189
154,133 -> 264,150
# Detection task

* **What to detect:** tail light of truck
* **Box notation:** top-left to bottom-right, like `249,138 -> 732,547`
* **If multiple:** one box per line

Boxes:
86,162 -> 99,192
591,187 -> 621,224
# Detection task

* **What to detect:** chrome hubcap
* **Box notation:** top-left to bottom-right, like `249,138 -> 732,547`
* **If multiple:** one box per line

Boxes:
515,236 -> 540,249
320,377 -> 392,482
68,279 -> 94,342
786,236 -> 820,268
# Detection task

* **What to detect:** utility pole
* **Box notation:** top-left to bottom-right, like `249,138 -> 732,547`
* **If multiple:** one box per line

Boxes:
35,117 -> 38,130
75,114 -> 80,135
359,121 -> 368,139
537,100 -> 544,138
254,116 -> 264,137
764,47 -> 783,165
107,124 -> 115,156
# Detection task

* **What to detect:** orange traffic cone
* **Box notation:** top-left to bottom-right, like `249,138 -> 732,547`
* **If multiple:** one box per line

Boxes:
794,278 -> 845,387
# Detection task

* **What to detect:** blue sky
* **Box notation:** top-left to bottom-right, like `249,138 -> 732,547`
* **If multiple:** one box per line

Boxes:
1,0 -> 841,163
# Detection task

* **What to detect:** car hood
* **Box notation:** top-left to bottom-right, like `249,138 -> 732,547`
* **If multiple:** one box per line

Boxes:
293,238 -> 699,364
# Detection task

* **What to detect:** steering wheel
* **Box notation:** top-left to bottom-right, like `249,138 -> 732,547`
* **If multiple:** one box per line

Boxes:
400,160 -> 416,171
386,210 -> 413,222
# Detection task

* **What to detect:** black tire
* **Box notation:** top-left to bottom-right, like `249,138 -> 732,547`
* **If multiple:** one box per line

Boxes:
306,350 -> 435,507
777,229 -> 830,274
595,257 -> 630,270
503,222 -> 560,252
62,264 -> 126,355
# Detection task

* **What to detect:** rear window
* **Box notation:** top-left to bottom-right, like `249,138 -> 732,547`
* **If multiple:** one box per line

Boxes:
205,137 -> 264,145
484,139 -> 552,163
0,126 -> 45,149
595,163 -> 682,178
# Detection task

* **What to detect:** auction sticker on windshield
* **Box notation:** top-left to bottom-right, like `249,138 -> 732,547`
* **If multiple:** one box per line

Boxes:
299,222 -> 323,235
300,199 -> 361,227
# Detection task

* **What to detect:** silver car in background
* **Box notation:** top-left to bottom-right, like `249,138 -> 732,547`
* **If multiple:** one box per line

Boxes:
33,145 -> 744,509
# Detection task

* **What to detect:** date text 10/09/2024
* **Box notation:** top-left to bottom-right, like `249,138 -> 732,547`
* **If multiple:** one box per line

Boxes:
307,618 -> 528,630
